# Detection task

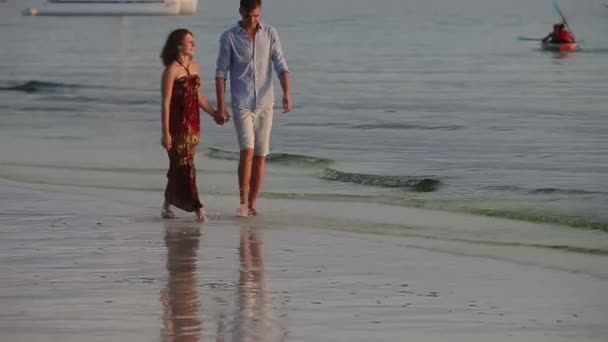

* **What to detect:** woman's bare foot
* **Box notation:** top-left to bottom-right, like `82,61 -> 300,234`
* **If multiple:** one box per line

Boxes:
161,201 -> 176,219
161,208 -> 176,219
248,208 -> 257,216
195,209 -> 208,223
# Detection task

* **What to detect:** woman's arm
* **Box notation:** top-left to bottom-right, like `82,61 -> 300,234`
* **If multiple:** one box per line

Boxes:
197,91 -> 215,116
197,91 -> 215,115
192,63 -> 215,115
161,66 -> 175,150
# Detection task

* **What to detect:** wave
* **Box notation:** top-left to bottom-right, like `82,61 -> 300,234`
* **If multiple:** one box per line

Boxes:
263,192 -> 608,232
0,80 -> 129,94
0,162 -> 164,175
4,170 -> 606,257
286,122 -> 464,131
267,153 -> 333,166
0,81 -> 76,93
206,147 -> 332,167
380,196 -> 608,231
530,188 -> 606,195
0,174 -> 164,193
320,168 -> 442,192
206,148 -> 441,191
338,222 -> 608,256
18,106 -> 82,113
37,95 -> 155,106
3,149 -> 604,231
38,95 -> 102,103
461,207 -> 608,232
2,168 -> 606,233
401,201 -> 607,232
482,185 -> 606,196
349,123 -> 464,131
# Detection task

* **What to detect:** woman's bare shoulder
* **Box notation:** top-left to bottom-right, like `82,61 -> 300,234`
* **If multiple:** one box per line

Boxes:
162,62 -> 181,78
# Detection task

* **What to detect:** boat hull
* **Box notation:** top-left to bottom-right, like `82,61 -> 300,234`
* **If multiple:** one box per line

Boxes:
23,0 -> 198,16
540,42 -> 578,52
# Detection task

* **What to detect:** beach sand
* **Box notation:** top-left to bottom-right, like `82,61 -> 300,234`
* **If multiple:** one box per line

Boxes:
1,181 -> 608,342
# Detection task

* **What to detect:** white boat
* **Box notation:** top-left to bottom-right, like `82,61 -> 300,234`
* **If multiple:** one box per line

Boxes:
23,0 -> 198,16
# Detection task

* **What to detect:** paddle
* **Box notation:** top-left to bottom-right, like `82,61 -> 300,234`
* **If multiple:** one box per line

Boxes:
517,36 -> 543,41
553,0 -> 576,42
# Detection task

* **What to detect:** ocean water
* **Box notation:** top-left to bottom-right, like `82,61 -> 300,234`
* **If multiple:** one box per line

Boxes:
1,0 -> 608,248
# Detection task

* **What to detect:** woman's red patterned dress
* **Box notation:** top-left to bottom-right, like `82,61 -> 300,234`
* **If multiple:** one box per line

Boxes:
164,68 -> 203,213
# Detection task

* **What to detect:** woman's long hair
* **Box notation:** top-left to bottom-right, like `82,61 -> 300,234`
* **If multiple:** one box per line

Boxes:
160,28 -> 193,67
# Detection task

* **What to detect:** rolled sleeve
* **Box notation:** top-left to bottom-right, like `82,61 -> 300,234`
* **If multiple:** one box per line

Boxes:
215,32 -> 231,79
270,27 -> 289,75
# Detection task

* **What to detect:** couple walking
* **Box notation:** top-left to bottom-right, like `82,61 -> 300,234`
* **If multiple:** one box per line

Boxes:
159,0 -> 292,222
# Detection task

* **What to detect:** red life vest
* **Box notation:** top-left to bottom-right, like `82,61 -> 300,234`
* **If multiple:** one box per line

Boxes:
555,31 -> 574,43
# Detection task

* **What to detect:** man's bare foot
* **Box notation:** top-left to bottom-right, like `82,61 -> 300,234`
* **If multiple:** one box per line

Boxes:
161,208 -> 176,219
195,209 -> 207,223
236,204 -> 249,218
248,208 -> 257,216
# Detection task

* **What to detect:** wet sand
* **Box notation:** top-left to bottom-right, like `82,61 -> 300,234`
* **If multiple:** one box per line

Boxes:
1,181 -> 608,341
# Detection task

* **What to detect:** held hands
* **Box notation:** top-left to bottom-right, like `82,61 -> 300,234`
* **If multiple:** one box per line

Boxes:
213,106 -> 231,125
282,94 -> 293,113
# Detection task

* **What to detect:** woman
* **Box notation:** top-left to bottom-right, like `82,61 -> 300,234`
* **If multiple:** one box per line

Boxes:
160,29 -> 226,222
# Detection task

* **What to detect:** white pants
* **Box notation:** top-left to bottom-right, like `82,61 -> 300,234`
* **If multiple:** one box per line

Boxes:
232,106 -> 274,156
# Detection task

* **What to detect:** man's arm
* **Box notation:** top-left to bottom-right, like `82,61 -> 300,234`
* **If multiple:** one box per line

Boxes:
215,32 -> 232,120
215,77 -> 229,120
279,71 -> 292,113
270,27 -> 289,76
214,75 -> 228,113
270,27 -> 291,113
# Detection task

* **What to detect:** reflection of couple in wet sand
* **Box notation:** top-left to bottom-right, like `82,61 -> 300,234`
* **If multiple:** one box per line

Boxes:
226,226 -> 273,341
161,225 -> 203,341
161,223 -> 277,341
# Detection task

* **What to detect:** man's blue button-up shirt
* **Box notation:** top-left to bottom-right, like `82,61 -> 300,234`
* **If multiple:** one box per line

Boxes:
215,22 -> 289,110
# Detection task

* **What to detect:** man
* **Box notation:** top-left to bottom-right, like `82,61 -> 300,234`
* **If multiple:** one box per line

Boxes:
215,0 -> 292,217
542,23 -> 575,44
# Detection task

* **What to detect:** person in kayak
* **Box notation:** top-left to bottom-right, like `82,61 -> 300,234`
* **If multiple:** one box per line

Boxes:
542,23 -> 575,44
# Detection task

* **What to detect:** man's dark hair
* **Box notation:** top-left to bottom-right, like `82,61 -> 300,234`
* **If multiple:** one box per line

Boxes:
240,0 -> 261,13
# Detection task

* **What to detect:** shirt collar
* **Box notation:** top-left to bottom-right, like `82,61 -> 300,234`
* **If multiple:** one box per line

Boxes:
236,21 -> 264,33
